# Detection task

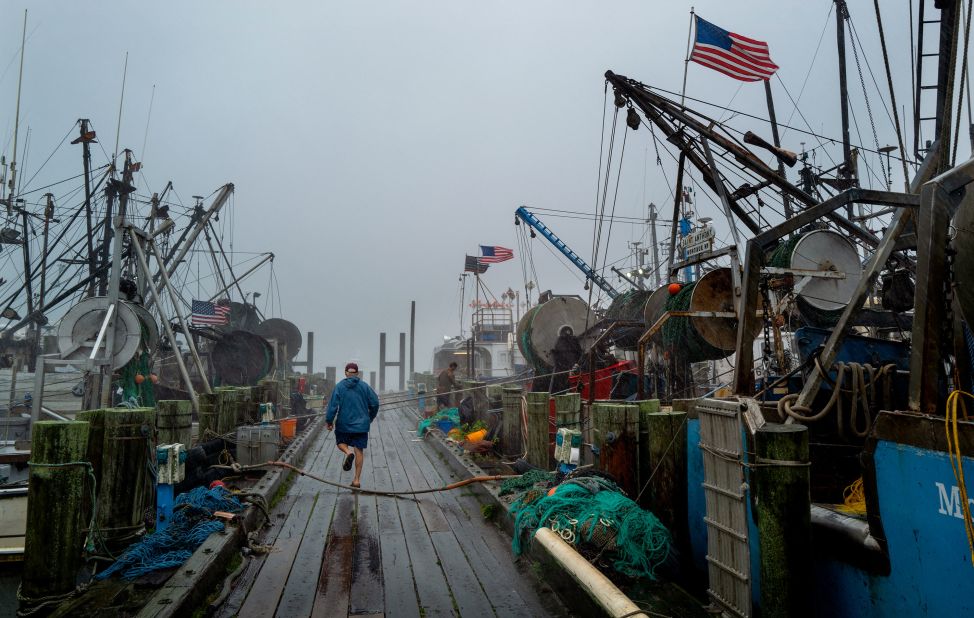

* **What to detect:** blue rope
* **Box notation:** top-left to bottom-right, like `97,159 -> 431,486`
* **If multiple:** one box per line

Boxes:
95,486 -> 243,581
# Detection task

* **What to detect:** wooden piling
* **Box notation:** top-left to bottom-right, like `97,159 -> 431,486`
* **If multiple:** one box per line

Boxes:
234,387 -> 256,425
554,393 -> 581,428
501,387 -> 523,458
215,387 -> 237,435
97,407 -> 155,548
197,392 -> 218,443
591,402 -> 639,496
75,409 -> 105,490
755,423 -> 811,618
638,402 -> 688,549
22,421 -> 90,602
157,399 -> 192,446
525,391 -> 551,469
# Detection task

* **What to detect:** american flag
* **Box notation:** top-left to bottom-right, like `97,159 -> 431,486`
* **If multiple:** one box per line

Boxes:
191,299 -> 230,326
479,245 -> 514,264
689,16 -> 778,82
464,255 -> 489,274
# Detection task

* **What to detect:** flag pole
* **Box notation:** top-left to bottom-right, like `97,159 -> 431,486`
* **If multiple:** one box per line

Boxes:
763,78 -> 793,219
680,7 -> 695,107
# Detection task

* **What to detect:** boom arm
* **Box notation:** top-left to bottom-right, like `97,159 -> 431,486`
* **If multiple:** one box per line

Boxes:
515,206 -> 620,299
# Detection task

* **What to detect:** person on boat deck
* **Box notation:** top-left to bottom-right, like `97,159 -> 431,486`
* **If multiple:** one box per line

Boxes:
325,362 -> 380,489
436,362 -> 460,410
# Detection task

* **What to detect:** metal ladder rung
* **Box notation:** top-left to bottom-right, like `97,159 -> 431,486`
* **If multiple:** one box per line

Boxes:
919,116 -> 938,121
920,52 -> 940,57
922,19 -> 941,25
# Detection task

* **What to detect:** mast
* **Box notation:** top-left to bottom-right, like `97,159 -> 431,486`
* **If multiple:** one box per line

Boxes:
99,151 -> 135,405
835,0 -> 854,215
77,119 -> 97,295
648,203 -> 661,288
6,10 -> 27,209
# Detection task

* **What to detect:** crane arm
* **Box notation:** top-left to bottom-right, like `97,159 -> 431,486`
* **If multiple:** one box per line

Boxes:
515,206 -> 620,299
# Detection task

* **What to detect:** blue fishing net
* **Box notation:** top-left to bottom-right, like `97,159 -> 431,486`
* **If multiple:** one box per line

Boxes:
95,486 -> 243,580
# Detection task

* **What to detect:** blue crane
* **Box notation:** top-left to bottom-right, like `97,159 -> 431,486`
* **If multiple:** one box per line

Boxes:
514,206 -> 620,300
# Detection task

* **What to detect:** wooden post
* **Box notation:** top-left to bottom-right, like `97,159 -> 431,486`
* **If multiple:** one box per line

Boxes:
525,391 -> 551,469
157,399 -> 192,446
469,380 -> 488,422
234,387 -> 256,425
591,403 -> 639,496
640,403 -> 688,553
75,409 -> 105,490
755,423 -> 811,618
22,421 -> 89,602
554,393 -> 581,427
214,387 -> 236,435
501,387 -> 523,458
98,407 -> 155,549
197,392 -> 218,443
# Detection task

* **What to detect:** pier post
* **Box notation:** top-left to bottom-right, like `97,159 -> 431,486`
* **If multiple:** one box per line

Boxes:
525,391 -> 551,469
591,402 -> 639,496
501,387 -> 523,458
157,399 -> 192,446
215,387 -> 237,435
325,366 -> 336,398
639,401 -> 688,551
197,392 -> 218,442
97,407 -> 155,549
554,393 -> 581,427
22,421 -> 89,603
755,423 -> 811,618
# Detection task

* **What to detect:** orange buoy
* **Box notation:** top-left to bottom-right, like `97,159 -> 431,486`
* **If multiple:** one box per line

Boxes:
668,282 -> 682,295
149,373 -> 159,384
134,374 -> 145,384
547,486 -> 558,497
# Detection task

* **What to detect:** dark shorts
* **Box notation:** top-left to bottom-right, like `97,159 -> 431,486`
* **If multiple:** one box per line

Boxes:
436,394 -> 450,407
334,431 -> 368,450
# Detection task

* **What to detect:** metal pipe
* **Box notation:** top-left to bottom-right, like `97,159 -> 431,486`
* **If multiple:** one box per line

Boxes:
207,252 -> 273,302
128,231 -> 200,413
144,233 -> 212,394
533,528 -> 648,618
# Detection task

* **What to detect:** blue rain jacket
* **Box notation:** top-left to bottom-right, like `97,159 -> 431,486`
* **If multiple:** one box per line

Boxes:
325,376 -> 380,433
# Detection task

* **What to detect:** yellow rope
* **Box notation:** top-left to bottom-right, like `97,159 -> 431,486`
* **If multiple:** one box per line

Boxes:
946,390 -> 974,568
834,477 -> 867,515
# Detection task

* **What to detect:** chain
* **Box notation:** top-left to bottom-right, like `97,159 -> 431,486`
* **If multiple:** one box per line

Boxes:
760,279 -> 774,377
944,246 -> 960,389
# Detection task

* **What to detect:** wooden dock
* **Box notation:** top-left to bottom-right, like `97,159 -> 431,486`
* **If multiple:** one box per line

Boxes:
217,405 -> 567,618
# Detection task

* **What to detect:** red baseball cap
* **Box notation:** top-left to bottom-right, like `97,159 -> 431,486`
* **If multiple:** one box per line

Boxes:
345,362 -> 359,373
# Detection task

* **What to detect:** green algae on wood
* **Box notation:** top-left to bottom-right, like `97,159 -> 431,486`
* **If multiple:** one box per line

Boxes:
22,420 -> 90,601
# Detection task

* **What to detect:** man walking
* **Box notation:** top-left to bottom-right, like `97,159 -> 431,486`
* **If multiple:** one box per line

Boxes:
436,361 -> 459,411
325,362 -> 379,489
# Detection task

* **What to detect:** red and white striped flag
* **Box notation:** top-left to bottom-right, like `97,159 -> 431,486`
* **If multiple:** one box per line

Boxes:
479,245 -> 514,264
689,16 -> 778,82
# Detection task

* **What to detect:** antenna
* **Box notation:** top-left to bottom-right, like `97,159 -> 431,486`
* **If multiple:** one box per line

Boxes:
113,52 -> 129,177
7,10 -> 27,207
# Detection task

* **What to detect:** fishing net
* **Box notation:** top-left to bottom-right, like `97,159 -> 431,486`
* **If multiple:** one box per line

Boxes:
508,475 -> 672,580
116,323 -> 156,406
416,407 -> 460,437
606,290 -> 652,350
95,486 -> 243,580
660,283 -> 725,362
499,469 -> 555,496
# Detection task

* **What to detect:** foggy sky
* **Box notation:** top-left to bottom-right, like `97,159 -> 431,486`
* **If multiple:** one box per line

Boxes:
0,1 -> 953,384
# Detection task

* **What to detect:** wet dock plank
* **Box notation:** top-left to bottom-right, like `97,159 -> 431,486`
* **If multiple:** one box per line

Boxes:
223,404 -> 566,618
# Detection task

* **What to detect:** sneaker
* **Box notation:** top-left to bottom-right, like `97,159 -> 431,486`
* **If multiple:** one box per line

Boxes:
343,452 -> 354,471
